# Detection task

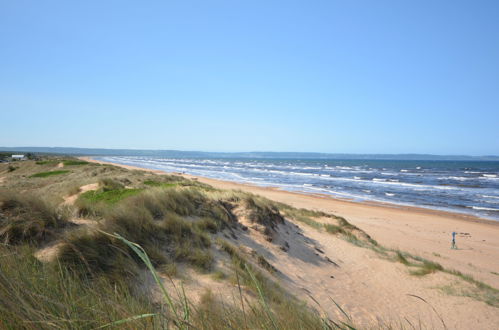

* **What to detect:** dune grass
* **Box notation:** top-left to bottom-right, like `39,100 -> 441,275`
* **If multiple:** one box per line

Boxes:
0,245 -> 156,329
0,192 -> 69,245
59,187 -> 242,282
29,170 -> 70,178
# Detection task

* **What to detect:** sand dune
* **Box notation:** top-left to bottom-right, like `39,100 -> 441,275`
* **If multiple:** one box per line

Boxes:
81,157 -> 499,329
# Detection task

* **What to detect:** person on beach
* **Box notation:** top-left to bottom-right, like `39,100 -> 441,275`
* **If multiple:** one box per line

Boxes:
451,231 -> 457,249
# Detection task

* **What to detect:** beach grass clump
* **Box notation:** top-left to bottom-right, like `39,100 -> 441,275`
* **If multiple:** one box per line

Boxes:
324,223 -> 346,235
243,195 -> 285,230
139,188 -> 235,227
440,269 -> 499,307
440,277 -> 499,308
99,177 -> 125,191
395,251 -> 411,265
60,197 -> 215,281
0,192 -> 69,245
29,170 -> 70,178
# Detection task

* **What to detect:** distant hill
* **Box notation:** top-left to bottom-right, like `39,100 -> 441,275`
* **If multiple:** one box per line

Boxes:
0,146 -> 498,161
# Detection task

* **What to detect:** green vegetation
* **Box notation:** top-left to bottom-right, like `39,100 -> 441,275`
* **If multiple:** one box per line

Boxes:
59,205 -> 214,281
79,188 -> 143,204
0,245 -> 156,329
324,223 -> 346,235
409,260 -> 444,276
7,165 -> 17,172
63,160 -> 89,166
29,170 -> 70,178
144,180 -> 177,188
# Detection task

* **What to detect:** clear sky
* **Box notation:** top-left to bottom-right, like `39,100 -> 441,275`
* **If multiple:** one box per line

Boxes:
1,1 -> 498,155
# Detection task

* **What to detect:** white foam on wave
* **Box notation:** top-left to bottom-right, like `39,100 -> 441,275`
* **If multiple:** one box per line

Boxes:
385,193 -> 395,196
438,176 -> 469,181
482,195 -> 499,199
468,206 -> 499,212
483,174 -> 497,178
400,169 -> 408,172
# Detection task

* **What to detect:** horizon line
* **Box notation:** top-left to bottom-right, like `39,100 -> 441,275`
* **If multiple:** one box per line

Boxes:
1,146 -> 498,158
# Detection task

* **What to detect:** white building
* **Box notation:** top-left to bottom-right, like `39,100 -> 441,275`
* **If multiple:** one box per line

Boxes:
11,155 -> 25,160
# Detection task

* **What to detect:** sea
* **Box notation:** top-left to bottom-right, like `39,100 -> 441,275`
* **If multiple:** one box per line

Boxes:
95,156 -> 499,221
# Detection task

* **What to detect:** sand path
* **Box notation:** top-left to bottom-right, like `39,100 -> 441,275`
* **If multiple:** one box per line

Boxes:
36,183 -> 100,263
63,183 -> 99,205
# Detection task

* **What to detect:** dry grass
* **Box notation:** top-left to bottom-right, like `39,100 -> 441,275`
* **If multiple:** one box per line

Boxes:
0,192 -> 70,245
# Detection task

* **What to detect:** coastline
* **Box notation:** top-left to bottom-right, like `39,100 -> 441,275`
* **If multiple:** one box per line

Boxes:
79,156 -> 497,226
81,156 -> 499,288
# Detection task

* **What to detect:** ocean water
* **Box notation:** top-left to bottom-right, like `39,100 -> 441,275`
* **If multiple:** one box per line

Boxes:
96,156 -> 499,221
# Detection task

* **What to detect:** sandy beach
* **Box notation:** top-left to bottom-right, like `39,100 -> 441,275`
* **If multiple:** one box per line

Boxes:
81,156 -> 499,328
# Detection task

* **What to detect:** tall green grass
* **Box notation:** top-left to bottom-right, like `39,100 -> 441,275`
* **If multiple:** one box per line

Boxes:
0,245 -> 156,329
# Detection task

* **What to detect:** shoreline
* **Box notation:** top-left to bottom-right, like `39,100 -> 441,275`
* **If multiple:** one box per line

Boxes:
80,156 -> 498,227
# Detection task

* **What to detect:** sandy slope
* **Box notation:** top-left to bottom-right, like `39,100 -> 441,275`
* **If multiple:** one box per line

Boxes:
81,157 -> 499,328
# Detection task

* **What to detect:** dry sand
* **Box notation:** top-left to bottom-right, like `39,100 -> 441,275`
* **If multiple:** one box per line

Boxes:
81,157 -> 499,328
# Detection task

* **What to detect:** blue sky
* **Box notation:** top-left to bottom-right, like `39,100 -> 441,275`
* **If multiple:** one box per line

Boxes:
1,1 -> 498,155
